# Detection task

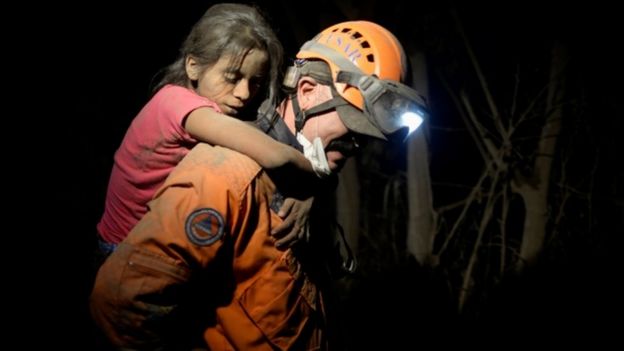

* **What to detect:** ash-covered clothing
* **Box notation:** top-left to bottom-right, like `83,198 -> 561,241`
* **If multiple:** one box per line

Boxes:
97,85 -> 221,244
90,144 -> 329,350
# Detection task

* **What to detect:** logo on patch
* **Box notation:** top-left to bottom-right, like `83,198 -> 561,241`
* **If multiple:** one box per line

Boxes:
185,208 -> 225,246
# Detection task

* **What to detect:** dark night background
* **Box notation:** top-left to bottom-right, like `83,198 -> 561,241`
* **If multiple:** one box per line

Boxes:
31,0 -> 622,348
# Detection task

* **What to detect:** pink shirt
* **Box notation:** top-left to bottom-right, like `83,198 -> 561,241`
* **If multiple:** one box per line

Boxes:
97,85 -> 222,243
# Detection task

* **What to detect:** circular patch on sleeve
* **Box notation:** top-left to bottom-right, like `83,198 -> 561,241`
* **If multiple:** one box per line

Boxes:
185,208 -> 225,246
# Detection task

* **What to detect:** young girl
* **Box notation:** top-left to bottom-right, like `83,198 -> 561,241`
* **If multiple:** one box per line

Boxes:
97,3 -> 312,253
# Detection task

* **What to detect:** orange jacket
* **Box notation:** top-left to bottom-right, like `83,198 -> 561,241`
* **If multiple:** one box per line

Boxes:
90,143 -> 328,350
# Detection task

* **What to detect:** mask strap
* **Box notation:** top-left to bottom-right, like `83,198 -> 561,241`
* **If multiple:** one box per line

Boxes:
293,95 -> 348,132
316,111 -> 320,139
305,97 -> 347,116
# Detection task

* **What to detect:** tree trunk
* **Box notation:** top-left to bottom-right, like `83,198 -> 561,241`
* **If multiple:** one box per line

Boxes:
515,42 -> 566,270
405,50 -> 435,265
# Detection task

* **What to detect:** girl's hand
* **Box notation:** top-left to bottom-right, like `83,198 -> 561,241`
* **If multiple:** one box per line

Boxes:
271,196 -> 314,249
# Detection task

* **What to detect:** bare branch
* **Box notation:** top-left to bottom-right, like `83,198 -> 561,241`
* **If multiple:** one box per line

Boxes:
458,165 -> 504,312
499,183 -> 510,275
437,159 -> 494,257
451,7 -> 502,132
514,84 -> 549,127
438,72 -> 490,164
436,199 -> 473,214
460,91 -> 501,167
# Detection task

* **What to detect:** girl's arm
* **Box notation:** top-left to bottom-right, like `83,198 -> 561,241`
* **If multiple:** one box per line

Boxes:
184,107 -> 313,172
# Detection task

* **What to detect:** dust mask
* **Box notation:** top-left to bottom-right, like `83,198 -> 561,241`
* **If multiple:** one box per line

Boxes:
296,132 -> 331,178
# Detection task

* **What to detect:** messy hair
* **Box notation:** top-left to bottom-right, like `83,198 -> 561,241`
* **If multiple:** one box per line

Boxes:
153,3 -> 283,105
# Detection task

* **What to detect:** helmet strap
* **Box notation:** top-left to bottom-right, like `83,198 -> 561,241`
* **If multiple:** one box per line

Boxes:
290,93 -> 306,132
300,41 -> 363,75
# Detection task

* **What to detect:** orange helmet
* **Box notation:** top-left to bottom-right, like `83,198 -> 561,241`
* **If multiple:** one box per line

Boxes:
293,21 -> 426,140
296,21 -> 407,112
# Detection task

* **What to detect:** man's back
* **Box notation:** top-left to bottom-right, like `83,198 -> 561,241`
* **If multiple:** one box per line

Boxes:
91,143 -> 326,350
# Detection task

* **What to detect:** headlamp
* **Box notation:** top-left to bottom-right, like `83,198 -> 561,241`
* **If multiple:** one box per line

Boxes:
337,71 -> 427,137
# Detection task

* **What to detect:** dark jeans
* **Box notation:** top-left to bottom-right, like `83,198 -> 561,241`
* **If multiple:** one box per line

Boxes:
93,234 -> 117,271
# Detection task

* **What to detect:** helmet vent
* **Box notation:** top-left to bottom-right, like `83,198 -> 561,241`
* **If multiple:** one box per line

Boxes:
352,32 -> 363,39
361,41 -> 370,48
367,54 -> 374,63
341,28 -> 351,33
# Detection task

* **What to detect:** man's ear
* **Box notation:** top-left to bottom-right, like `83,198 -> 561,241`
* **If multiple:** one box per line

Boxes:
296,76 -> 318,109
185,56 -> 200,81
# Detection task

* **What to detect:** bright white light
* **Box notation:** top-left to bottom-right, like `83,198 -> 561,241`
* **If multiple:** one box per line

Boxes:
401,111 -> 424,134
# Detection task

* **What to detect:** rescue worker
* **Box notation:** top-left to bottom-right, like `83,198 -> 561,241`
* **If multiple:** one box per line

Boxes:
90,20 -> 428,350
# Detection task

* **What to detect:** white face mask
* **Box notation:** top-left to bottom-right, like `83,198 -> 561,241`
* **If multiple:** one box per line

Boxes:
296,132 -> 331,178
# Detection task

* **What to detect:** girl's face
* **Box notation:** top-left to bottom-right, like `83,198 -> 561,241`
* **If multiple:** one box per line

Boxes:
186,49 -> 268,117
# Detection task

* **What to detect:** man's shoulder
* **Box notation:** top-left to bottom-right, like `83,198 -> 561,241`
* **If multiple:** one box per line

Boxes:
169,143 -> 263,193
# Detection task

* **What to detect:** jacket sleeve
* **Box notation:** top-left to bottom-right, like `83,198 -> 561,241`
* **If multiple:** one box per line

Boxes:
90,242 -> 192,348
90,168 -> 245,348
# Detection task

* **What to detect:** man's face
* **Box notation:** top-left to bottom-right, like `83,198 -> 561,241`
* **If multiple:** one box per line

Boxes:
299,84 -> 361,172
